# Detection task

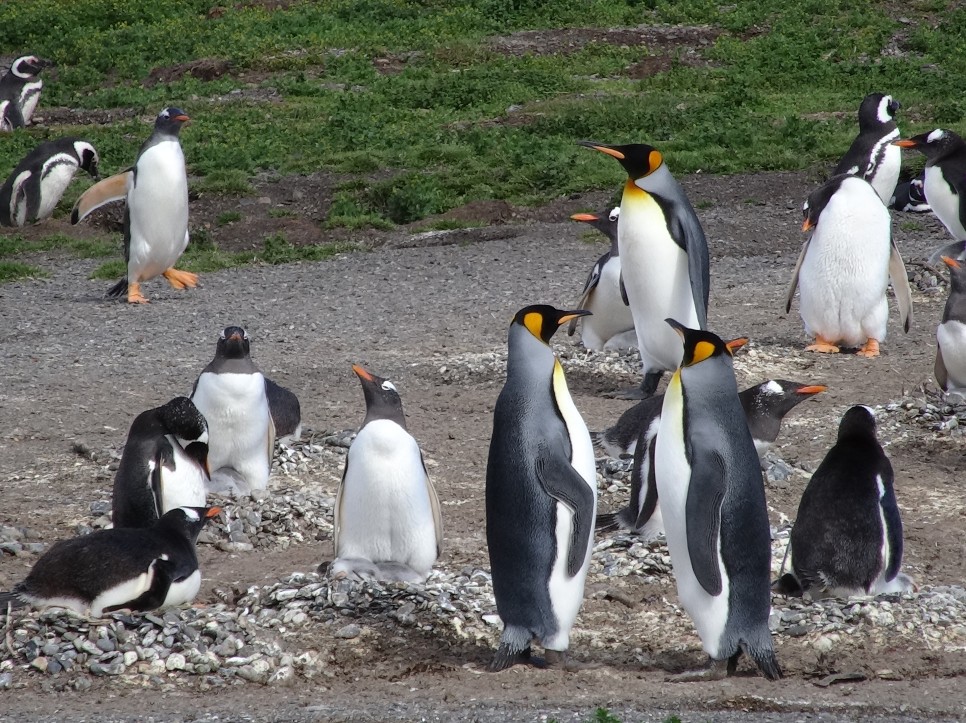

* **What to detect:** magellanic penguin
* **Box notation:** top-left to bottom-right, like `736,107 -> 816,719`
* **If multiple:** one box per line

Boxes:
566,206 -> 636,351
890,171 -> 930,214
112,397 -> 210,529
775,406 -> 915,599
895,129 -> 966,262
832,93 -> 902,204
786,174 -> 912,357
190,326 -> 299,496
0,507 -> 220,618
486,304 -> 597,671
654,319 -> 781,680
331,365 -> 442,583
935,256 -> 966,397
579,141 -> 709,398
0,55 -> 51,131
71,107 -> 195,304
0,138 -> 99,227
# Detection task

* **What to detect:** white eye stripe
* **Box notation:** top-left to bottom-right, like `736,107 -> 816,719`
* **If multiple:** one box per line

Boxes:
381,380 -> 397,392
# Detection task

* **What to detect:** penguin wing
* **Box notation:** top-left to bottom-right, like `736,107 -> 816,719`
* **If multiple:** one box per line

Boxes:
70,170 -> 132,224
421,452 -> 444,554
107,556 -> 174,613
880,485 -> 904,582
888,241 -> 913,333
265,378 -> 301,438
935,343 -> 949,390
784,238 -> 811,313
618,271 -> 629,306
685,446 -> 726,596
632,432 -> 660,530
151,439 -> 178,519
2,102 -> 24,129
671,209 -> 710,329
535,445 -> 595,577
8,170 -> 30,226
568,257 -> 604,336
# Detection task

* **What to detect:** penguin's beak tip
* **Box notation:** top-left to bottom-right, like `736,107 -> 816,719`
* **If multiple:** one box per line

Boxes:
796,384 -> 828,396
205,506 -> 222,519
893,139 -> 916,148
801,219 -> 814,232
352,364 -> 374,382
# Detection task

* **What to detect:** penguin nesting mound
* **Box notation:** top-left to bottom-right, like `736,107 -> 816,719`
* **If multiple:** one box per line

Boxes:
888,390 -> 966,437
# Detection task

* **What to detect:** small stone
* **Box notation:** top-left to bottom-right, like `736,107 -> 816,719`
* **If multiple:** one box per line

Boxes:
0,672 -> 12,689
95,637 -> 115,653
90,661 -> 126,676
334,624 -> 361,640
165,653 -> 186,671
30,656 -> 48,673
123,651 -> 138,667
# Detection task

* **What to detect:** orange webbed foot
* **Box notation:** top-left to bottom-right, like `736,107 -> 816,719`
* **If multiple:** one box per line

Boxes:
127,282 -> 149,304
856,338 -> 880,358
805,335 -> 840,354
162,268 -> 199,290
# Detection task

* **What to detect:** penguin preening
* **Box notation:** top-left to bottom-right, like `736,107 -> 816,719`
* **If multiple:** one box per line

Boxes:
786,174 -> 912,356
935,256 -> 966,397
775,406 -> 915,599
71,107 -> 196,304
567,206 -> 637,351
112,397 -> 210,529
0,55 -> 50,131
330,365 -> 442,583
890,171 -> 930,214
0,507 -> 220,618
486,304 -> 597,671
654,319 -> 781,680
579,141 -> 709,398
832,93 -> 902,204
0,138 -> 99,227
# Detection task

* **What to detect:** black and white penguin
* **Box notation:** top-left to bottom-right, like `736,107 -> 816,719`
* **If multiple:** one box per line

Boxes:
0,55 -> 50,130
112,397 -> 210,529
832,93 -> 902,204
895,129 -> 966,262
775,406 -> 915,598
486,305 -> 597,671
654,320 -> 781,680
331,365 -> 442,583
0,507 -> 220,617
71,107 -> 195,303
890,171 -> 930,213
567,206 -> 636,351
935,256 -> 966,397
0,138 -> 99,227
786,174 -> 912,356
579,141 -> 709,398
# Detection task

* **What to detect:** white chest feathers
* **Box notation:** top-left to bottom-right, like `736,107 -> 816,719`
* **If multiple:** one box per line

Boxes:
127,140 -> 189,275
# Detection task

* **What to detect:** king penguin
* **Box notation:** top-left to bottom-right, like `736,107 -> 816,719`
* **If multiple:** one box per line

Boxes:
566,206 -> 636,351
654,319 -> 781,680
0,507 -> 220,618
786,174 -> 912,357
0,138 -> 99,227
331,365 -> 442,583
832,93 -> 902,204
579,141 -> 709,398
0,55 -> 50,131
934,256 -> 966,398
112,397 -> 210,529
775,406 -> 915,598
486,304 -> 597,671
71,107 -> 195,304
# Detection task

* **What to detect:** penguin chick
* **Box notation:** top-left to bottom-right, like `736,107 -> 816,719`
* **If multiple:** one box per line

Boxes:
832,93 -> 901,204
0,138 -> 99,227
487,305 -> 597,672
112,397 -> 210,529
331,365 -> 442,584
786,174 -> 912,357
0,55 -> 51,131
0,507 -> 220,618
935,256 -> 966,398
776,406 -> 915,599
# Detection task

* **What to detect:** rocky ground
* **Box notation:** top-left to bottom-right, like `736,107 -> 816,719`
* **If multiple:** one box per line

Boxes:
1,169 -> 966,721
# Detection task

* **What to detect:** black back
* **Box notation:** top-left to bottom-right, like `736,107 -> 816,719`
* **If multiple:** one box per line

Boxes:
265,378 -> 301,437
802,174 -> 851,229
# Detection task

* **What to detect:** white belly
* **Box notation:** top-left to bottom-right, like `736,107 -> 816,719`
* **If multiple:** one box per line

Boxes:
938,320 -> 966,390
925,165 -> 966,240
163,568 -> 201,608
868,141 -> 901,204
160,435 -> 208,512
19,81 -> 42,124
36,155 -> 79,220
581,258 -> 636,350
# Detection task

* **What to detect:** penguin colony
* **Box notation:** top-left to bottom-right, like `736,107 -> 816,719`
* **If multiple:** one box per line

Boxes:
0,56 -> 954,682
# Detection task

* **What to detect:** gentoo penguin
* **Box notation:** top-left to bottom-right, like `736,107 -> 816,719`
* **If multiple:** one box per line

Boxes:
0,55 -> 50,130
832,93 -> 902,204
0,507 -> 220,617
597,378 -> 826,536
579,141 -> 709,398
191,326 -> 299,496
486,304 -> 597,671
566,206 -> 637,351
935,256 -> 966,397
895,129 -> 966,262
890,171 -> 930,213
331,365 -> 442,583
786,174 -> 912,357
71,107 -> 195,304
0,138 -> 99,227
654,319 -> 781,680
775,406 -> 915,598
112,397 -> 210,529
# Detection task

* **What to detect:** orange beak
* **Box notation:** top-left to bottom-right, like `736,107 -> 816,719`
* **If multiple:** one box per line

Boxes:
205,506 -> 222,519
795,384 -> 827,395
942,256 -> 961,269
570,213 -> 599,222
892,139 -> 917,148
352,364 -> 375,382
725,337 -> 749,353
802,218 -> 815,232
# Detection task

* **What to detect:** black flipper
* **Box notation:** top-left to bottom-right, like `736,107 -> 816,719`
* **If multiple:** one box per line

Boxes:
685,446 -> 726,596
881,484 -> 904,582
534,446 -> 595,577
633,433 -> 660,529
594,511 -> 620,532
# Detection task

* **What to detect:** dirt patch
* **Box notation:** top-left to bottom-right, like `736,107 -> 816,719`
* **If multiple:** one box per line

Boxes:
146,58 -> 235,87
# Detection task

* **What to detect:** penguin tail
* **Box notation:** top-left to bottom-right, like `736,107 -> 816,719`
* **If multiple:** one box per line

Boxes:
0,591 -> 26,610
595,512 -> 620,532
106,278 -> 128,299
745,641 -> 783,681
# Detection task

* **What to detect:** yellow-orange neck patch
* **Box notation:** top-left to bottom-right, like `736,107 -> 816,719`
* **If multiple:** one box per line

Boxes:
688,340 -> 716,365
523,311 -> 544,340
648,149 -> 663,173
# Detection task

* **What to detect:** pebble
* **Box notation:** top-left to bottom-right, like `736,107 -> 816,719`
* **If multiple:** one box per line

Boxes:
334,624 -> 361,640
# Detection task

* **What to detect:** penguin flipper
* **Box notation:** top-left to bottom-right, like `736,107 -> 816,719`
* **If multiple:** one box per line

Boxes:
880,484 -> 904,583
785,239 -> 811,313
420,453 -> 444,554
619,272 -> 629,306
685,446 -> 726,596
535,448 -> 595,578
888,241 -> 913,333
677,215 -> 710,329
332,462 -> 349,555
265,378 -> 302,439
632,434 -> 660,530
567,262 -> 600,336
935,344 -> 949,391
70,170 -> 131,224
4,103 -> 24,130
8,170 -> 31,227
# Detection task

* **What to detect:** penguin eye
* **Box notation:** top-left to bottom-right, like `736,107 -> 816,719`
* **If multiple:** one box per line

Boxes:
381,381 -> 397,393
219,330 -> 227,339
608,207 -> 620,222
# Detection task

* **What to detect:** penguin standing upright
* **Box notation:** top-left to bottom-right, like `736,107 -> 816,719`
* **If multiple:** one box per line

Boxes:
786,174 -> 912,356
0,506 -> 220,617
567,206 -> 636,351
0,55 -> 50,130
331,365 -> 442,583
0,138 -> 99,227
112,397 -> 210,529
71,107 -> 196,304
934,256 -> 966,396
486,304 -> 597,671
775,406 -> 915,598
654,319 -> 781,680
580,141 -> 709,397
832,93 -> 902,204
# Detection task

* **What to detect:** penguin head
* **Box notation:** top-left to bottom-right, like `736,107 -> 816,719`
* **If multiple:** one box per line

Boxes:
743,379 -> 827,419
941,256 -> 966,294
579,141 -> 665,183
857,92 -> 899,130
10,56 -> 51,79
155,107 -> 191,135
352,364 -> 407,429
836,405 -> 878,443
894,128 -> 965,161
512,304 -> 591,345
570,207 -> 619,243
72,141 -> 100,179
665,318 -> 733,367
158,396 -> 209,444
801,175 -> 854,232
215,326 -> 252,360
159,506 -> 221,542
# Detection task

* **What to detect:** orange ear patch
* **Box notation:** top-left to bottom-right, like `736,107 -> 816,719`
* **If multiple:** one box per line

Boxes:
648,149 -> 663,173
523,311 -> 544,339
690,340 -> 716,364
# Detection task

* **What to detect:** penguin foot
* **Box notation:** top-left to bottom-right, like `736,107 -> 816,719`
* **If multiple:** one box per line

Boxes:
488,644 -> 532,672
856,338 -> 880,358
127,282 -> 149,304
162,268 -> 199,290
543,649 -> 602,672
805,337 -> 840,354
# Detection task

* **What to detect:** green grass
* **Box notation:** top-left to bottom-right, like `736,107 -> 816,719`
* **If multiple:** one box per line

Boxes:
0,261 -> 46,282
216,210 -> 242,225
